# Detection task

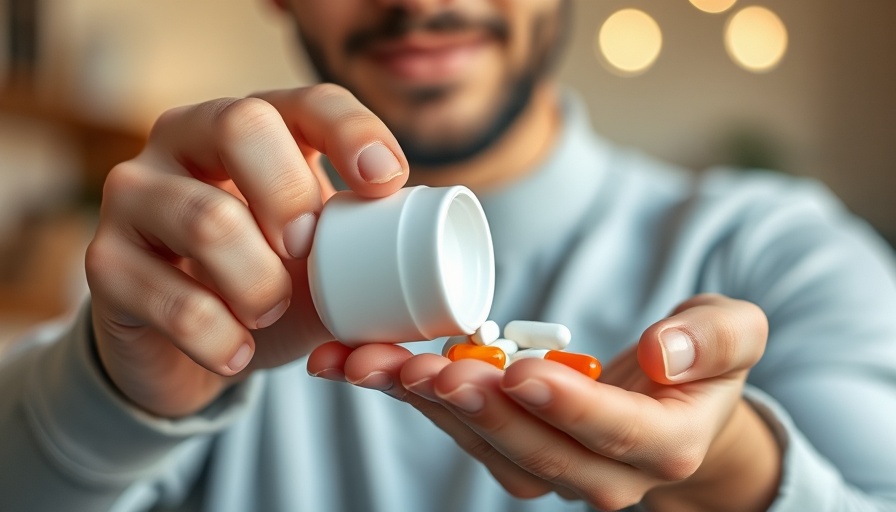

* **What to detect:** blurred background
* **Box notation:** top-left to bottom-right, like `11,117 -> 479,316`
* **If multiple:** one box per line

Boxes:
0,0 -> 894,350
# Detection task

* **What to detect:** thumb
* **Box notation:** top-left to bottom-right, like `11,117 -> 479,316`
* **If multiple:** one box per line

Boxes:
637,294 -> 768,384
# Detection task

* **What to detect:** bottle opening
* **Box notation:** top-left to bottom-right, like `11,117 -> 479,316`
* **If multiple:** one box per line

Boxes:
438,190 -> 494,332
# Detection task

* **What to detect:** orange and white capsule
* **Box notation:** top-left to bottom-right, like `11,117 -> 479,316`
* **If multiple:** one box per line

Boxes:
503,321 -> 571,350
470,320 -> 500,345
487,338 -> 520,369
446,343 -> 506,370
511,349 -> 602,380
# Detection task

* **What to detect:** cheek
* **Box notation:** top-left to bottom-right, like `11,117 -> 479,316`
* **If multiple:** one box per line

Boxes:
289,1 -> 356,66
501,0 -> 561,72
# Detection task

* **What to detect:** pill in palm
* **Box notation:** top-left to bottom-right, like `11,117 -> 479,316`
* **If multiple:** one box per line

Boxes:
511,349 -> 602,380
446,343 -> 506,370
503,320 -> 571,350
441,335 -> 471,356
487,338 -> 520,369
488,338 -> 519,356
470,320 -> 500,345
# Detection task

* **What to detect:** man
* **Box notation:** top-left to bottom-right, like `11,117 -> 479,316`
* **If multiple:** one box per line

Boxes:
2,1 -> 895,510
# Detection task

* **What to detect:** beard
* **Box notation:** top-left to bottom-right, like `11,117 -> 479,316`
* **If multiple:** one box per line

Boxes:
296,2 -> 570,167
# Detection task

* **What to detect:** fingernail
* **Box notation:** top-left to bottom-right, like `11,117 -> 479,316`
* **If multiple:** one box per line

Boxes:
660,329 -> 695,379
406,377 -> 437,401
357,143 -> 402,184
309,367 -> 345,381
440,384 -> 485,414
256,299 -> 289,329
504,379 -> 552,407
284,213 -> 317,259
227,343 -> 253,373
353,371 -> 393,391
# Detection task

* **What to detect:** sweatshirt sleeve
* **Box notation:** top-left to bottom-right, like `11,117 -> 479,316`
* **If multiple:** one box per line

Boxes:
744,386 -> 896,512
0,304 -> 261,512
706,174 -> 896,511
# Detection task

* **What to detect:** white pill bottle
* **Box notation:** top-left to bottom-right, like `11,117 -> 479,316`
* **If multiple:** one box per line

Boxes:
307,185 -> 495,347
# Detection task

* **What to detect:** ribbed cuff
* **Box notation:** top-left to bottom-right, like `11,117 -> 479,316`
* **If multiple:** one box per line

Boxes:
743,385 -> 844,511
23,303 -> 261,487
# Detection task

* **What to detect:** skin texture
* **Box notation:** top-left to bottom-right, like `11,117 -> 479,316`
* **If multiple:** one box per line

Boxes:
85,0 -> 782,509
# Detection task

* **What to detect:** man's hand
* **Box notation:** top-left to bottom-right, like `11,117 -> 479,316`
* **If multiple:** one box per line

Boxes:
86,85 -> 409,418
308,294 -> 781,511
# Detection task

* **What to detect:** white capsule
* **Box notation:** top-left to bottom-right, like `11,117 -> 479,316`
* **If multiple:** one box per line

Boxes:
510,348 -> 550,364
503,321 -> 571,350
441,335 -> 471,357
488,338 -> 519,356
470,320 -> 500,346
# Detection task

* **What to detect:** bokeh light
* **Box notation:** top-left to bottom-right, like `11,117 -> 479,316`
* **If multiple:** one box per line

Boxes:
689,0 -> 737,14
596,9 -> 662,76
725,6 -> 788,72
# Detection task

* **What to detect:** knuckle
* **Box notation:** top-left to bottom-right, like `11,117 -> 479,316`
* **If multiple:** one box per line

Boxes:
515,444 -> 572,483
240,270 -> 288,310
463,437 -> 502,465
102,162 -> 145,207
148,104 -> 191,141
335,107 -> 378,127
595,417 -> 642,461
653,444 -> 704,482
498,478 -> 550,500
163,292 -> 220,344
215,97 -> 279,143
267,166 -> 319,207
181,193 -> 248,248
303,82 -> 352,104
304,84 -> 376,126
84,235 -> 117,290
584,486 -> 644,512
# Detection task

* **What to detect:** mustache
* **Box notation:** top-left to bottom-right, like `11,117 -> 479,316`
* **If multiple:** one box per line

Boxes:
345,9 -> 509,55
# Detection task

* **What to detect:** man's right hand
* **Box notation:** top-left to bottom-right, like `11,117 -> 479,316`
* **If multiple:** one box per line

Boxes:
85,85 -> 409,418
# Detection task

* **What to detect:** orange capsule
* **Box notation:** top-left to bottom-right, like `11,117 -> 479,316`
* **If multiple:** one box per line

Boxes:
512,349 -> 602,380
446,343 -> 507,370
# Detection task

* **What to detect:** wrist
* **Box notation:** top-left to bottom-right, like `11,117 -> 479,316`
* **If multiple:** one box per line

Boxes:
643,399 -> 781,512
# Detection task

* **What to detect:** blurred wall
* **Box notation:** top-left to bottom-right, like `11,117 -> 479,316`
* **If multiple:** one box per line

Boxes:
33,0 -> 308,130
1,0 -> 893,341
18,0 -> 893,243
558,0 -> 896,243
2,0 -> 895,240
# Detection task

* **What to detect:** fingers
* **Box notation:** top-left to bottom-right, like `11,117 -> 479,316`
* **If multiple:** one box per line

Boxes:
306,341 -> 354,381
309,345 -> 556,500
426,359 -> 650,510
255,85 -> 409,196
147,97 -> 324,260
147,85 -> 408,263
399,355 -> 557,500
501,359 -> 710,482
86,233 -> 254,376
637,293 -> 769,384
102,163 -> 292,331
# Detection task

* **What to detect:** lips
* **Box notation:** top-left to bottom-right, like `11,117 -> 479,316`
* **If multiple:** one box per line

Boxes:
363,31 -> 492,85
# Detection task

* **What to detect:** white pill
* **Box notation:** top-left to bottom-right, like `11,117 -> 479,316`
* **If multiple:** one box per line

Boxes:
503,321 -> 571,350
470,320 -> 500,345
510,348 -> 550,364
488,338 -> 519,356
441,335 -> 471,356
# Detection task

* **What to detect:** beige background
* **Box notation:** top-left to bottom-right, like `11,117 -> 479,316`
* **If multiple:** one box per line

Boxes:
0,0 -> 894,342
25,0 -> 890,238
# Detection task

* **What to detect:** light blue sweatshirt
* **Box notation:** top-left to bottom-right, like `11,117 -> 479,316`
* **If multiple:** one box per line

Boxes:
2,95 -> 896,511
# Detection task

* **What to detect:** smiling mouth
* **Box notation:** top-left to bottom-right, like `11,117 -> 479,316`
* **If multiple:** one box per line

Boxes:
363,31 -> 494,85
